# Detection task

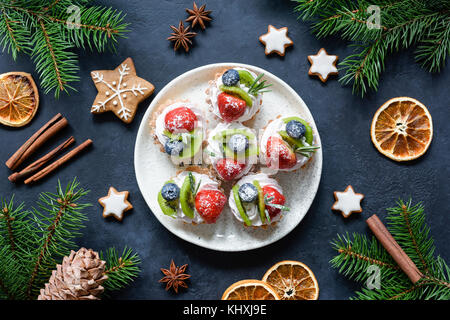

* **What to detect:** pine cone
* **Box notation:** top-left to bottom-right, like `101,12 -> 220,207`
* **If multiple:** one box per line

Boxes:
38,248 -> 108,300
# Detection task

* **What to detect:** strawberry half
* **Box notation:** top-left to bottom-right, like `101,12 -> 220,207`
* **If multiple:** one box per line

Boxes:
217,92 -> 247,122
262,186 -> 286,218
266,136 -> 297,169
195,189 -> 227,224
215,158 -> 246,181
164,106 -> 197,133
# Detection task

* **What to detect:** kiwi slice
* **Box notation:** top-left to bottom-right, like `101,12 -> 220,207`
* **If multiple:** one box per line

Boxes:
282,117 -> 313,145
178,129 -> 203,160
180,175 -> 195,218
232,184 -> 252,226
237,70 -> 255,87
158,180 -> 178,217
163,130 -> 182,141
219,85 -> 253,107
279,130 -> 304,149
253,180 -> 265,224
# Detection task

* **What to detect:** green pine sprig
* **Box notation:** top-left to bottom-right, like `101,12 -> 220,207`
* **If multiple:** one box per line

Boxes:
293,0 -> 450,97
330,199 -> 450,300
101,247 -> 141,292
0,178 -> 141,300
0,0 -> 129,97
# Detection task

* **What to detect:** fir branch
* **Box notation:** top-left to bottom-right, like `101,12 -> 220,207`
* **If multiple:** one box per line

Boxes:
331,200 -> 450,300
25,178 -> 90,298
0,0 -> 129,97
293,0 -> 450,96
101,247 -> 141,292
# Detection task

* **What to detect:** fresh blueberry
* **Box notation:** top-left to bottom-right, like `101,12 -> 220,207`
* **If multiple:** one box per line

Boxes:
286,120 -> 306,139
161,183 -> 180,201
238,183 -> 258,203
222,69 -> 240,87
165,139 -> 184,156
228,134 -> 249,154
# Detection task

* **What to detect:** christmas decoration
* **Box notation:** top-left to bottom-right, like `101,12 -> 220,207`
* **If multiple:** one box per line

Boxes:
294,0 -> 450,96
259,25 -> 293,56
307,48 -> 338,83
159,260 -> 190,293
331,185 -> 364,218
185,2 -> 212,30
168,21 -> 197,52
98,186 -> 133,221
91,57 -> 155,124
331,199 -> 450,299
38,248 -> 107,300
0,1 -> 128,97
0,179 -> 140,300
370,97 -> 433,162
0,72 -> 39,127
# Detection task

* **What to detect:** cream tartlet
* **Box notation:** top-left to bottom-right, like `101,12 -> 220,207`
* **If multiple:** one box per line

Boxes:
206,67 -> 270,123
150,100 -> 205,166
260,115 -> 319,173
229,173 -> 289,227
205,122 -> 258,181
157,167 -> 227,224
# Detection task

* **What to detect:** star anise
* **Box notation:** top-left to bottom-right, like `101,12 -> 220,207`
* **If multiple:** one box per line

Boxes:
185,2 -> 212,30
159,260 -> 191,293
168,21 -> 197,52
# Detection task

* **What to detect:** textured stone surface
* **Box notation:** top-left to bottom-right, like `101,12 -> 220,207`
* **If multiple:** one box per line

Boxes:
0,0 -> 448,300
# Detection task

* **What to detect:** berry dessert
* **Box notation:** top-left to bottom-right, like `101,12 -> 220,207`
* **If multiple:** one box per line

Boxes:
206,122 -> 258,181
157,167 -> 227,224
260,115 -> 320,172
150,100 -> 205,165
206,68 -> 271,123
229,173 -> 289,227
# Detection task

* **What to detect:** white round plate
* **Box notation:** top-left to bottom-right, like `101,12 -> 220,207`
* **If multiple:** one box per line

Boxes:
134,63 -> 322,251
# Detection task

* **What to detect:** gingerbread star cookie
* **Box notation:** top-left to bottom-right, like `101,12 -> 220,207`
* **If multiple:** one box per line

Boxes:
98,187 -> 133,221
91,57 -> 155,124
308,48 -> 338,82
259,25 -> 293,56
332,185 -> 364,218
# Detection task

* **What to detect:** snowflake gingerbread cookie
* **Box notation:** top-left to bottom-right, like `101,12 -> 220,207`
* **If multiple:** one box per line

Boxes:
259,25 -> 293,56
332,185 -> 364,218
98,187 -> 133,221
308,48 -> 338,82
91,57 -> 155,124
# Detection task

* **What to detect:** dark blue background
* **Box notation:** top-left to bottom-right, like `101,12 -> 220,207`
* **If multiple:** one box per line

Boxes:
0,0 -> 448,300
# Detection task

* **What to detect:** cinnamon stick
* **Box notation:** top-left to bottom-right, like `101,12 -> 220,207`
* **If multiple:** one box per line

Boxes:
5,113 -> 68,170
24,139 -> 93,185
366,214 -> 423,283
8,136 -> 75,183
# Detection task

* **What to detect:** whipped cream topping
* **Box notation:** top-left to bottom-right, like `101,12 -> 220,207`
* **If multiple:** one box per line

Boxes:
170,171 -> 221,224
208,67 -> 263,122
260,116 -> 316,172
155,102 -> 205,147
228,173 -> 283,227
206,122 -> 257,180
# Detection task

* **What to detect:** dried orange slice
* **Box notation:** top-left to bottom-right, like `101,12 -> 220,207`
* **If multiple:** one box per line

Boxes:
0,72 -> 39,127
371,97 -> 433,161
262,260 -> 319,300
221,280 -> 280,300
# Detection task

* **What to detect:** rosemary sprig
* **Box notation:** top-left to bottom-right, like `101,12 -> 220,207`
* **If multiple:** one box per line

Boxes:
248,73 -> 272,96
294,145 -> 320,158
264,195 -> 290,212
